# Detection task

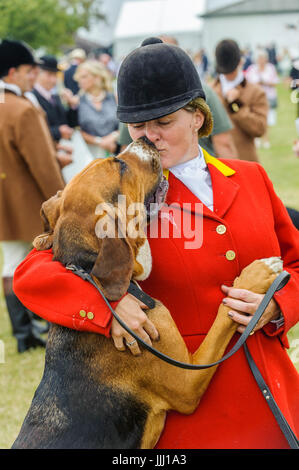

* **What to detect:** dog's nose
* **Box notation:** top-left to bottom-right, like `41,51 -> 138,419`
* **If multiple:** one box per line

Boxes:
138,135 -> 157,149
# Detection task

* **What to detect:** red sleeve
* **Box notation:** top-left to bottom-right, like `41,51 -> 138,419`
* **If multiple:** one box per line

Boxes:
13,248 -> 122,337
257,164 -> 299,347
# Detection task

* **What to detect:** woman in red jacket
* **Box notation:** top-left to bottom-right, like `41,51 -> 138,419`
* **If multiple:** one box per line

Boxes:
14,38 -> 299,449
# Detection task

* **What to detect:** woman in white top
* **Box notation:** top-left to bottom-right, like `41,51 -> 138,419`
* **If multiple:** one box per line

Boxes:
246,50 -> 279,148
74,60 -> 119,158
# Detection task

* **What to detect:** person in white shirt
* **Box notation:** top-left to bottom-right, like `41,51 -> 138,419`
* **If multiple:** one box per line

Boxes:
246,50 -> 279,148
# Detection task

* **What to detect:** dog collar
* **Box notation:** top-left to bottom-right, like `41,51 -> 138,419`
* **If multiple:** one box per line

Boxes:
127,280 -> 156,309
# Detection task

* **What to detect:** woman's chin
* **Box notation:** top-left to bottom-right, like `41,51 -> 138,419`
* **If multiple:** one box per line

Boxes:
160,152 -> 170,169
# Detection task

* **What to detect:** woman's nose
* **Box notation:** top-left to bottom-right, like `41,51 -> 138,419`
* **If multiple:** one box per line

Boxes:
144,124 -> 160,143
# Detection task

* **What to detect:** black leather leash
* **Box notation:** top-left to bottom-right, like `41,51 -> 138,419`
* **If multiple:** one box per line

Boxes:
127,281 -> 156,309
66,265 -> 298,448
244,343 -> 299,449
66,265 -> 289,370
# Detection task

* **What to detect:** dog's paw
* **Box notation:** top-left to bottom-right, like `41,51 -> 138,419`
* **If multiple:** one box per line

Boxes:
32,233 -> 53,251
259,256 -> 283,274
233,256 -> 283,294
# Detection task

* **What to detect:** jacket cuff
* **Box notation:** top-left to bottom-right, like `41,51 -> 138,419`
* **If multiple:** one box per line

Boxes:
263,316 -> 287,345
263,287 -> 294,348
270,313 -> 285,329
82,293 -> 128,337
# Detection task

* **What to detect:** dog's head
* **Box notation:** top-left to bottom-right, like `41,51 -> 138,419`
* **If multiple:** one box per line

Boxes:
33,137 -> 168,300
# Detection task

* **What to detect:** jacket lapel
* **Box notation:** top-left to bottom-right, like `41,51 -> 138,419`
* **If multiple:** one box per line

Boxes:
164,150 -> 240,220
207,162 -> 239,218
33,89 -> 52,111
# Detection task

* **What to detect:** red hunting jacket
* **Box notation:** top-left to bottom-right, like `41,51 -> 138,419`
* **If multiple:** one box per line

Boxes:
14,154 -> 299,449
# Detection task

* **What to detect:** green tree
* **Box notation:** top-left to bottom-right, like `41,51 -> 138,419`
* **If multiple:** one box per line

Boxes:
0,0 -> 104,53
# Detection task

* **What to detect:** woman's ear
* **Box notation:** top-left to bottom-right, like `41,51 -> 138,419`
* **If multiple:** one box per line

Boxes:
193,109 -> 205,133
197,102 -> 214,138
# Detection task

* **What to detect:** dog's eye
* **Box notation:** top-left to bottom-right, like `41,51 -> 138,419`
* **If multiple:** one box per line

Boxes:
114,157 -> 128,176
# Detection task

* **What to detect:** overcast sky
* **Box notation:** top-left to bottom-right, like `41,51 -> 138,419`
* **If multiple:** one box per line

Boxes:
79,0 -> 207,45
79,0 -> 147,45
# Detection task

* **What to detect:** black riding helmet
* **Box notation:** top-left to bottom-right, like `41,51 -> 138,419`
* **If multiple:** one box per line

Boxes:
0,39 -> 41,78
117,37 -> 206,123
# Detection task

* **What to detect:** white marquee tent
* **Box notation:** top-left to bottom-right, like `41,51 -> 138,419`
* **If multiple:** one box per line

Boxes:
113,0 -> 204,61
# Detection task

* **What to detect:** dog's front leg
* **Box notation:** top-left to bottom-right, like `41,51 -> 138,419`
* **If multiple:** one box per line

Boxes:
169,257 -> 283,414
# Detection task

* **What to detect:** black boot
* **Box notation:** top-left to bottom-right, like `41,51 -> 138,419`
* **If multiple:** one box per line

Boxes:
3,276 -> 46,353
16,332 -> 47,353
26,309 -> 50,335
286,207 -> 299,230
30,317 -> 50,335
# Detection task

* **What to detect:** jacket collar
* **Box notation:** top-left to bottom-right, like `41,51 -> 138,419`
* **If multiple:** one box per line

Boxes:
201,147 -> 235,177
163,149 -> 239,219
34,83 -> 53,102
0,80 -> 22,96
213,76 -> 247,89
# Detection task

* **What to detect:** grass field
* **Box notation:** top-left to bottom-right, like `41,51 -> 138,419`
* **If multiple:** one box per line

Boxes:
258,83 -> 299,210
0,83 -> 298,449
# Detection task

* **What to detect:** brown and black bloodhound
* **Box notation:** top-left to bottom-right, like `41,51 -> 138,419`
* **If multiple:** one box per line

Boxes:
13,137 -> 283,449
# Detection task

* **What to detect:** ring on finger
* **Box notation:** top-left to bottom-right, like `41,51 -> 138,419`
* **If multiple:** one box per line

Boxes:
126,339 -> 137,347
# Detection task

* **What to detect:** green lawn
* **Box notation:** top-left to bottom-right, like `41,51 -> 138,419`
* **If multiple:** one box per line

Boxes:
259,83 -> 299,210
0,83 -> 298,449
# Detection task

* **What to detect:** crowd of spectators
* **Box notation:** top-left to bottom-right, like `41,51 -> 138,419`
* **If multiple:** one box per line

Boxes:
24,39 -> 299,172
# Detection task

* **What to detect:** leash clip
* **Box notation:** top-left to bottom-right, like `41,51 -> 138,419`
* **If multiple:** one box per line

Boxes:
66,264 -> 91,281
66,264 -> 76,272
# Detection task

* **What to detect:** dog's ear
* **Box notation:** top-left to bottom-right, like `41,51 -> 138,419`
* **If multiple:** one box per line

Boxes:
33,190 -> 63,251
91,236 -> 134,301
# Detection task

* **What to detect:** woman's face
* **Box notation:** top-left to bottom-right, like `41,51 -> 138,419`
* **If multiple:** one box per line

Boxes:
257,55 -> 267,68
76,70 -> 98,92
128,108 -> 204,169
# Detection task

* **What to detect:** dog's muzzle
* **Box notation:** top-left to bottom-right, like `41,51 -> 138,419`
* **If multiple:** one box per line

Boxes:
144,175 -> 169,220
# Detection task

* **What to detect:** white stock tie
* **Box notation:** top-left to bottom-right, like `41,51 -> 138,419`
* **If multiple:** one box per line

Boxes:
170,147 -> 214,211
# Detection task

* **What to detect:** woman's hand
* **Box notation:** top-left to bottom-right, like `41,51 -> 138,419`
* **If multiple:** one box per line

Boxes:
56,151 -> 73,169
59,124 -> 73,140
98,132 -> 119,153
221,285 -> 281,334
111,293 -> 160,355
61,88 -> 79,108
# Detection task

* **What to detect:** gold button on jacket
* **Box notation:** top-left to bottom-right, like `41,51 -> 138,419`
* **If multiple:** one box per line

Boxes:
87,312 -> 94,320
216,224 -> 227,234
226,250 -> 236,261
79,310 -> 86,318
